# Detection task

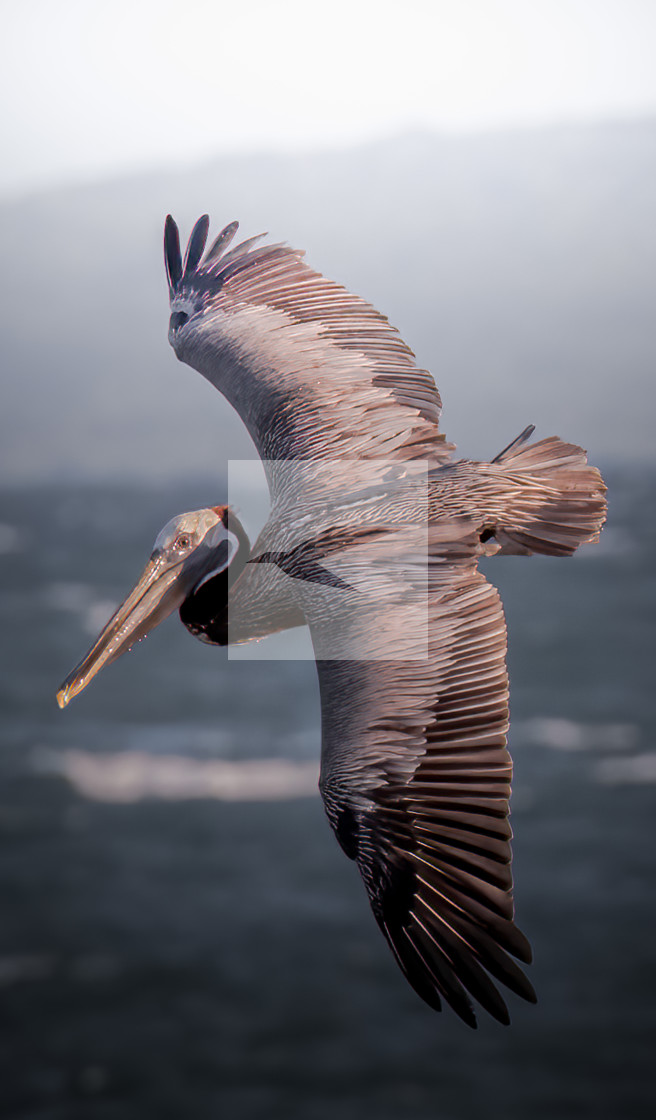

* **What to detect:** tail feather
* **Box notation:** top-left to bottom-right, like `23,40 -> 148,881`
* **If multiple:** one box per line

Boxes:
488,435 -> 607,557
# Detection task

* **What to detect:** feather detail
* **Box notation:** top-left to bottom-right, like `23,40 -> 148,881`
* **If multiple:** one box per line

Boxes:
164,215 -> 182,294
203,220 -> 240,266
491,424 -> 536,463
183,214 -> 210,277
315,562 -> 534,1027
216,232 -> 270,269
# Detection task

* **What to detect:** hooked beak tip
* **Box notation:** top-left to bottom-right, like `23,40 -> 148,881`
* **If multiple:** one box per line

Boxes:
56,686 -> 71,710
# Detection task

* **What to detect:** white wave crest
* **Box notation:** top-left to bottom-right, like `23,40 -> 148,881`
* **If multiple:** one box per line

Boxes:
596,752 -> 656,785
518,718 -> 639,752
33,748 -> 319,803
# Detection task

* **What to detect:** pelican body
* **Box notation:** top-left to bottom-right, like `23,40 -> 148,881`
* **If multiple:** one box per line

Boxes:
58,216 -> 607,1028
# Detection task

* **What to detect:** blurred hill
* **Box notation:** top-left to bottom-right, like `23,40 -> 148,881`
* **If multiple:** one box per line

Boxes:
2,118 -> 655,482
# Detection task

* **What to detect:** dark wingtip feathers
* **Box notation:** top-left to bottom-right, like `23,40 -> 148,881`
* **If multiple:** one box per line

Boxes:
166,216 -> 252,294
164,215 -> 182,295
183,214 -> 210,276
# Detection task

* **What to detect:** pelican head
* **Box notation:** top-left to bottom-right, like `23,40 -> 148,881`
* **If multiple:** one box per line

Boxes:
56,506 -> 247,708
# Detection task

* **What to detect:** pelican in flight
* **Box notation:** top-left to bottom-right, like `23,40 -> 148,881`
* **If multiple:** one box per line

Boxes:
58,216 -> 607,1028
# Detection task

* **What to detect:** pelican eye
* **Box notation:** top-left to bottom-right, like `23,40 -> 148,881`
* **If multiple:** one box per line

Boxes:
174,533 -> 193,552
170,311 -> 189,331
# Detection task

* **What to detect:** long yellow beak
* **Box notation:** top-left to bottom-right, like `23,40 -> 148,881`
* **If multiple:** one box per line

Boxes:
56,553 -> 187,708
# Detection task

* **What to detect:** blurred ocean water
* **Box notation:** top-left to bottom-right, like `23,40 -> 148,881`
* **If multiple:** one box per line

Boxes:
0,466 -> 655,1119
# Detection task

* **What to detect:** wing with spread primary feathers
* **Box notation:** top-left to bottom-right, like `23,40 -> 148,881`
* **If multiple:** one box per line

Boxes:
314,557 -> 536,1028
166,216 -> 454,476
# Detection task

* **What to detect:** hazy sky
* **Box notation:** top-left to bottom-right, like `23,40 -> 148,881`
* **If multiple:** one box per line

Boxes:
1,0 -> 656,196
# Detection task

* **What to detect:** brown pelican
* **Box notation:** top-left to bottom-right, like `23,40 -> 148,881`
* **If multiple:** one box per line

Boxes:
57,216 -> 607,1028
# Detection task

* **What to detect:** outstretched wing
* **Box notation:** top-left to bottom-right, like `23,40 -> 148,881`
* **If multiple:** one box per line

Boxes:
314,557 -> 536,1028
165,216 -> 454,482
